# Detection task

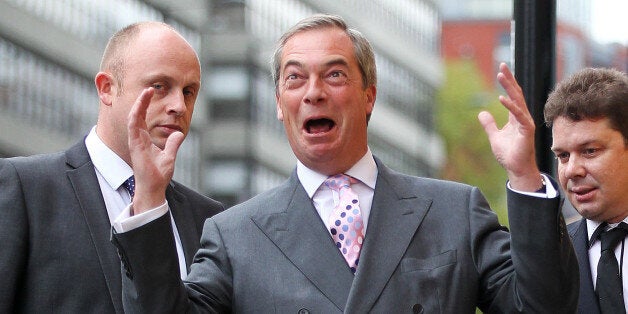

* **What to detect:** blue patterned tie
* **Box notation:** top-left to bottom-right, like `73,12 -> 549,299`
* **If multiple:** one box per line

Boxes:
122,175 -> 135,198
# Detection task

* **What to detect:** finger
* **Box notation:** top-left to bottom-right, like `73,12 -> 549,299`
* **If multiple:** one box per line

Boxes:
128,88 -> 154,134
163,131 -> 185,161
497,64 -> 525,108
478,111 -> 498,136
499,62 -> 515,81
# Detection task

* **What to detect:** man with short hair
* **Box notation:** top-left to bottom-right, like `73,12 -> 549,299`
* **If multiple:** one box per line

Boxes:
113,15 -> 577,313
0,22 -> 223,313
535,67 -> 626,313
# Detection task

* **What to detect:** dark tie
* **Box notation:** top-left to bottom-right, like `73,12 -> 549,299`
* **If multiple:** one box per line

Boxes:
596,223 -> 628,314
122,176 -> 135,198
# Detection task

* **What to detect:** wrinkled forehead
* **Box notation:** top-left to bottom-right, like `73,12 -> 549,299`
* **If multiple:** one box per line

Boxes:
280,28 -> 357,70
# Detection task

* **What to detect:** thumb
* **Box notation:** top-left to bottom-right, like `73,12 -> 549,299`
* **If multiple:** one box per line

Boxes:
163,131 -> 185,161
477,111 -> 498,137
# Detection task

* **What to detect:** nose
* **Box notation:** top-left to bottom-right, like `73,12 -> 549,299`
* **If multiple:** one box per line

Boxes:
167,90 -> 187,117
303,76 -> 326,105
561,155 -> 586,180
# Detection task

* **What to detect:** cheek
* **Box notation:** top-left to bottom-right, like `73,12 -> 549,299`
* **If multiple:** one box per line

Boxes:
556,166 -> 569,186
278,103 -> 299,125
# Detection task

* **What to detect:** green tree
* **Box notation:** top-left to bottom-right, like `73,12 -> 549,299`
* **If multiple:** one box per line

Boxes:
436,60 -> 509,225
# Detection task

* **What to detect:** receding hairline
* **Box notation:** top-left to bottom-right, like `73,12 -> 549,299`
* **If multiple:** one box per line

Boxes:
99,21 -> 194,78
271,14 -> 377,92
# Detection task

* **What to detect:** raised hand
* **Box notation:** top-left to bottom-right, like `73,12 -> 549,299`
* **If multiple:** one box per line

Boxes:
127,87 -> 185,214
478,63 -> 543,192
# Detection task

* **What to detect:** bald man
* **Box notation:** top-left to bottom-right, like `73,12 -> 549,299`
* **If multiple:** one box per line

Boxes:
0,22 -> 223,313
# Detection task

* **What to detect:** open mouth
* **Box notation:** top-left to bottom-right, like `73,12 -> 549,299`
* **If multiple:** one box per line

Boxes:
305,118 -> 335,134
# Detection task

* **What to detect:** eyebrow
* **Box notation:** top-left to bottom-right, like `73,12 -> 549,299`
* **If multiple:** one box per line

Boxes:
323,58 -> 350,68
282,58 -> 350,72
551,139 -> 601,152
143,74 -> 200,89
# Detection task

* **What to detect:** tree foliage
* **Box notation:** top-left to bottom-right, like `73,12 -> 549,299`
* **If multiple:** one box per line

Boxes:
436,60 -> 510,225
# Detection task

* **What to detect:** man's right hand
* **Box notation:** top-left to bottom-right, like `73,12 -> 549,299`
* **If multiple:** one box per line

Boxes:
127,87 -> 185,214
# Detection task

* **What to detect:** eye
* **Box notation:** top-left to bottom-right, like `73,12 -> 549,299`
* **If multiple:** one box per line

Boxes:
325,70 -> 348,85
582,147 -> 600,158
554,152 -> 569,164
183,87 -> 196,97
282,72 -> 306,89
152,83 -> 164,90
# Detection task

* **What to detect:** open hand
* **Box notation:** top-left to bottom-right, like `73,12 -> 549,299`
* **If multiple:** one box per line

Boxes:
127,87 -> 185,213
477,63 -> 543,191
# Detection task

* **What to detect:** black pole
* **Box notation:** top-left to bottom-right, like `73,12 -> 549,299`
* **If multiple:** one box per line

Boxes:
513,0 -> 556,175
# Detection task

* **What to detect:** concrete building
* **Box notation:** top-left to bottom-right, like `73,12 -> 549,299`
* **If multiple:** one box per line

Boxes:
0,0 -> 445,207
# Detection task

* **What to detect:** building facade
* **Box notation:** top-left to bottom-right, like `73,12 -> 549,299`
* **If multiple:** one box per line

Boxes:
0,0 -> 445,207
440,0 -> 625,88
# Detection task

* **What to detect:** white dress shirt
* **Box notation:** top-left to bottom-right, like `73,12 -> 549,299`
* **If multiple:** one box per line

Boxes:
85,127 -> 188,279
114,145 -> 558,277
587,218 -> 628,312
297,148 -> 377,234
299,148 -> 557,235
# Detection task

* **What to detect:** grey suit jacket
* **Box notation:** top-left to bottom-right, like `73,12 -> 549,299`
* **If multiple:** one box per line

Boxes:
114,159 -> 578,313
568,218 -> 600,314
0,140 -> 223,313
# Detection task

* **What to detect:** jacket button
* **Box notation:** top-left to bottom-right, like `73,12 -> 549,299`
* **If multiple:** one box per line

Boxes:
412,304 -> 424,314
297,308 -> 310,314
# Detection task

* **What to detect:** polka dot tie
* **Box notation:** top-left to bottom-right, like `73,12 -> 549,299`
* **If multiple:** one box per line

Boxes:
324,174 -> 364,273
122,175 -> 135,199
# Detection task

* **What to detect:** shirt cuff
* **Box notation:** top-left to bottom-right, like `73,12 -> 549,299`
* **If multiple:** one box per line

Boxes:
507,174 -> 558,198
113,201 -> 169,233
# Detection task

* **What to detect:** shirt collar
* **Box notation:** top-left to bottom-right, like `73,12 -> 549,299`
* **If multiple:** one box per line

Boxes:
85,126 -> 134,190
587,218 -> 628,248
296,148 -> 378,198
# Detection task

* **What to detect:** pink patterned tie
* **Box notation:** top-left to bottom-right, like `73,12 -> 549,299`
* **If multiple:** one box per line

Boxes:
324,174 -> 364,273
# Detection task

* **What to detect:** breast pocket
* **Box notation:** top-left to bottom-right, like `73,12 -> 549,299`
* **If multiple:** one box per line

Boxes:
400,249 -> 457,273
397,250 -> 458,313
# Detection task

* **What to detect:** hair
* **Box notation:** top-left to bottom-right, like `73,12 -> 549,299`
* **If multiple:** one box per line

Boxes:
544,67 -> 628,145
99,21 -> 177,93
270,14 -> 377,92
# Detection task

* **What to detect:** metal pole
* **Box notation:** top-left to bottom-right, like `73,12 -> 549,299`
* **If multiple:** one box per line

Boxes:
513,0 -> 556,175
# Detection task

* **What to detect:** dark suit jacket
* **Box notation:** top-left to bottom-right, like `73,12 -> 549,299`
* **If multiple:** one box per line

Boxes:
568,218 -> 600,314
0,140 -> 223,313
113,158 -> 578,313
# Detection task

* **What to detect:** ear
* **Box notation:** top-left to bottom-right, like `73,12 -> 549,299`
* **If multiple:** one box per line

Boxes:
276,91 -> 284,121
95,72 -> 116,106
364,85 -> 376,118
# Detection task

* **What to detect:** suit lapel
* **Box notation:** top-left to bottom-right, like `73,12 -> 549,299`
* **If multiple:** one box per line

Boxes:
166,184 -> 198,268
251,173 -> 354,311
345,162 -> 432,313
66,142 -> 123,314
569,219 -> 601,314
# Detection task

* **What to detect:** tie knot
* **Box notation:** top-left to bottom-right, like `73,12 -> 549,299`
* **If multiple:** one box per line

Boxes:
123,175 -> 135,198
600,223 -> 628,252
324,174 -> 352,191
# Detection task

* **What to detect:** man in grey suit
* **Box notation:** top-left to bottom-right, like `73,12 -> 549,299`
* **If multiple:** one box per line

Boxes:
0,22 -> 223,313
112,14 -> 578,313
